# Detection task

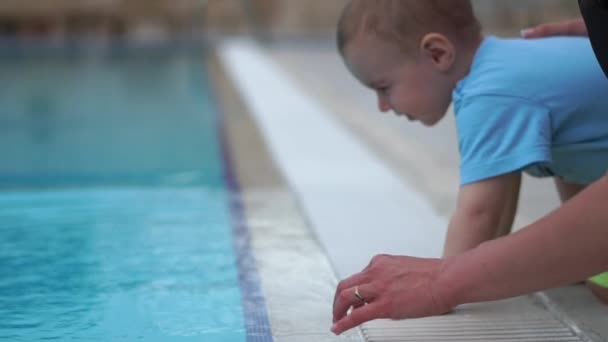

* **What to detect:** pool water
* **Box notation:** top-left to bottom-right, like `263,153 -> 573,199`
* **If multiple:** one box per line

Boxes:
0,51 -> 270,341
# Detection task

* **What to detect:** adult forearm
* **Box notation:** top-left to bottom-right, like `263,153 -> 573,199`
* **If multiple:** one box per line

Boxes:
439,175 -> 608,307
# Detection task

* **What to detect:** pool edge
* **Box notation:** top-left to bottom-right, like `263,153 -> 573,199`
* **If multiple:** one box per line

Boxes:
208,52 -> 364,342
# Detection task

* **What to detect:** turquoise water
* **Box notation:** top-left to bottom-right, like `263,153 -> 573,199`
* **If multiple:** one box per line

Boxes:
0,52 -> 223,187
0,51 -> 256,341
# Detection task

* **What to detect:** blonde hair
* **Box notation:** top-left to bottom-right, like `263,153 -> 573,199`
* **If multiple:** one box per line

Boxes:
337,0 -> 481,55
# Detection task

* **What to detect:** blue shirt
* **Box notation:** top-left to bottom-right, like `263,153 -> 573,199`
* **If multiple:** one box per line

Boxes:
454,36 -> 608,185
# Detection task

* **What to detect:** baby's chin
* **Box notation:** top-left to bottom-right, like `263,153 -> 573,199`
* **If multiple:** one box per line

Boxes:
420,120 -> 437,127
396,110 -> 444,127
421,111 -> 449,127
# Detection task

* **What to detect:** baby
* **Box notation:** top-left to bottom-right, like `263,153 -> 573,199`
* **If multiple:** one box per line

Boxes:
338,0 -> 608,298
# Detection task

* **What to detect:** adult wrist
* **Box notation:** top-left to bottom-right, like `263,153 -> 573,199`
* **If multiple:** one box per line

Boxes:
433,256 -> 464,311
434,250 -> 486,310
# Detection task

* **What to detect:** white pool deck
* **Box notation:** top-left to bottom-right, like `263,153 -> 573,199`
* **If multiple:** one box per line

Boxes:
217,39 -> 608,341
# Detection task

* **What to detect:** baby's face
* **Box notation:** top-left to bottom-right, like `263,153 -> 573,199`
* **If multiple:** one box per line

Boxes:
343,34 -> 453,126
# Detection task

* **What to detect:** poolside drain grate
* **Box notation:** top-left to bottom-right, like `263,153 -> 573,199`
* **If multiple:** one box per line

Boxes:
360,312 -> 584,342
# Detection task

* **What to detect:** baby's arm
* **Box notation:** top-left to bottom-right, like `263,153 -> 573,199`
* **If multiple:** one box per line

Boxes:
554,178 -> 586,203
443,172 -> 521,257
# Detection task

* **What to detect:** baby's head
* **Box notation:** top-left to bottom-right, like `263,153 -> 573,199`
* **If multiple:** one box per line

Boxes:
337,0 -> 481,126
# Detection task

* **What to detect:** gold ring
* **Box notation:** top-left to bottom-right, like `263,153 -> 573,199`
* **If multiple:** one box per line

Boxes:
354,286 -> 365,303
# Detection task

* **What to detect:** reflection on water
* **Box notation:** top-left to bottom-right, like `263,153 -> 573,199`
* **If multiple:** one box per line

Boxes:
0,52 -> 250,341
0,188 -> 246,341
0,51 -> 222,188
26,94 -> 55,144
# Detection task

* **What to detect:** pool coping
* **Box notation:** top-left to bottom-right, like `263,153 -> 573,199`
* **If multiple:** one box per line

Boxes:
209,52 -> 363,342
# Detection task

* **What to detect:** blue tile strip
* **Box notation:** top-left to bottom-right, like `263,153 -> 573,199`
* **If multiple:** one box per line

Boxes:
209,60 -> 274,342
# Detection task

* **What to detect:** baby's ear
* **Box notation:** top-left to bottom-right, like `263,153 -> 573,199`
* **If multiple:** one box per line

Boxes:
420,33 -> 455,71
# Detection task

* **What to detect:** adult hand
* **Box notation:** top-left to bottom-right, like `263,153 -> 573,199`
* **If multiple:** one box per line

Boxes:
331,254 -> 452,335
521,18 -> 588,38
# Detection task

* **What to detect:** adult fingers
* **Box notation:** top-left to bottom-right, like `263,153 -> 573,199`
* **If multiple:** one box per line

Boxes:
331,302 -> 384,335
335,254 -> 390,295
332,284 -> 377,323
332,272 -> 369,309
522,19 -> 587,38
335,272 -> 368,295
